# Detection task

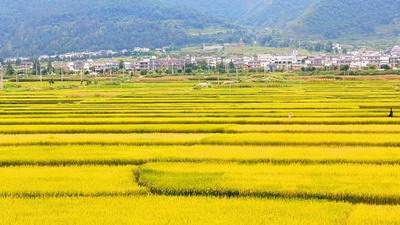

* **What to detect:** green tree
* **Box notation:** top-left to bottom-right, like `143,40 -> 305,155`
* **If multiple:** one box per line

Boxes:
5,62 -> 15,76
119,60 -> 124,71
184,63 -> 195,74
340,65 -> 350,71
216,63 -> 226,73
140,70 -> 148,75
32,59 -> 41,75
16,58 -> 22,66
381,64 -> 391,70
47,60 -> 53,75
197,61 -> 208,71
228,61 -> 235,73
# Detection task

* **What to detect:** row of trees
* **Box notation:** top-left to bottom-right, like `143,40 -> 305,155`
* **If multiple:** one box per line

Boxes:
256,33 -> 342,53
138,62 -> 260,76
1,59 -> 54,77
301,64 -> 393,73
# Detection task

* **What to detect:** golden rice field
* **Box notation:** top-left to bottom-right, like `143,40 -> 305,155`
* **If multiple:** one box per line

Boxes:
1,79 -> 400,224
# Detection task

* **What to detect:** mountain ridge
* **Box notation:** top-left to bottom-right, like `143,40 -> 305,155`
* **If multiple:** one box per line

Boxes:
0,0 -> 234,57
1,0 -> 400,57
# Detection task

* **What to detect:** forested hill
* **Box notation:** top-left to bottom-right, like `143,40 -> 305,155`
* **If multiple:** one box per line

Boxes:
162,0 -> 400,39
0,0 -> 232,57
1,0 -> 400,57
159,0 -> 261,21
288,0 -> 400,39
231,0 -> 400,39
160,0 -> 315,28
237,0 -> 400,39
238,0 -> 316,27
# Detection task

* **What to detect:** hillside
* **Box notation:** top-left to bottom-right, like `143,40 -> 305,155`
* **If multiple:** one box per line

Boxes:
289,0 -> 400,39
162,0 -> 315,28
1,0 -> 400,57
0,0 -> 232,57
162,0 -> 400,40
239,0 -> 316,27
160,0 -> 261,21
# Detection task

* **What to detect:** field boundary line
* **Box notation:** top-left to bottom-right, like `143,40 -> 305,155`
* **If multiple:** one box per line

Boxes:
2,141 -> 400,147
0,121 -> 399,125
2,158 -> 400,167
0,191 -> 149,199
2,130 -> 400,134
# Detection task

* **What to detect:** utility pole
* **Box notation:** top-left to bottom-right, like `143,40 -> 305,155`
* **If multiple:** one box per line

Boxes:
183,60 -> 186,75
40,65 -> 43,82
217,67 -> 220,85
225,62 -> 229,76
264,65 -> 267,80
0,69 -> 4,90
61,68 -> 64,83
35,61 -> 38,77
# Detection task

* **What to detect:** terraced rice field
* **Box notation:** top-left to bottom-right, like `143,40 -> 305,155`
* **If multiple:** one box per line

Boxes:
1,80 -> 400,224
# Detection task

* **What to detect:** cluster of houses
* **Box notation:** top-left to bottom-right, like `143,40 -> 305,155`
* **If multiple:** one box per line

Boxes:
62,46 -> 400,74
63,57 -> 194,74
3,47 -> 155,64
4,46 -> 400,75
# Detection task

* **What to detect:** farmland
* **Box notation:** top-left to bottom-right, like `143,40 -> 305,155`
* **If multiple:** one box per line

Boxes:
1,79 -> 400,224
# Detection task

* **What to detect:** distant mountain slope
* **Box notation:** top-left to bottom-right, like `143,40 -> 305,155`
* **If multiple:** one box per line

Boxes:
288,0 -> 400,39
239,0 -> 316,27
0,0 -> 229,57
235,0 -> 400,39
160,0 -> 262,21
1,0 -> 400,57
162,0 -> 316,27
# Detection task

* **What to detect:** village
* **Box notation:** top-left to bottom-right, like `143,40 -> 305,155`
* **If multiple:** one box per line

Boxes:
3,45 -> 400,77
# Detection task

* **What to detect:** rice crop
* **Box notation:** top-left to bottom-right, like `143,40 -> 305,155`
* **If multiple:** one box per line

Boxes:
2,196 -> 397,225
1,132 -> 400,146
1,145 -> 400,166
0,117 -> 399,125
139,162 -> 400,204
0,166 -> 141,197
1,79 -> 400,224
2,123 -> 400,135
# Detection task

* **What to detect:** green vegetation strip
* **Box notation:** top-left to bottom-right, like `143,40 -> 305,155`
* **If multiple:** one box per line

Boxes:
2,124 -> 400,134
0,117 -> 399,125
138,163 -> 400,205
